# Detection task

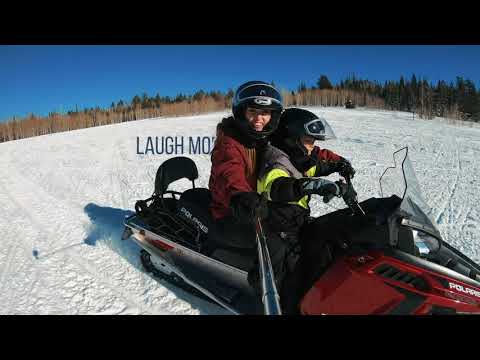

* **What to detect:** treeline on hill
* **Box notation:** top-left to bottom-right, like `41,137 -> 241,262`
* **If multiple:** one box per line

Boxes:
335,74 -> 480,121
1,74 -> 479,143
0,91 -> 232,143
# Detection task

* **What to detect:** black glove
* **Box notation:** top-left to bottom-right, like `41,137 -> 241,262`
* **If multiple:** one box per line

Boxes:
335,180 -> 358,205
336,158 -> 356,179
315,158 -> 355,179
314,160 -> 338,177
230,192 -> 268,224
300,178 -> 340,203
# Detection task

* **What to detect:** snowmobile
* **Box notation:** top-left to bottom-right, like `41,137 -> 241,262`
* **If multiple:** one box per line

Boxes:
345,99 -> 355,109
122,148 -> 480,315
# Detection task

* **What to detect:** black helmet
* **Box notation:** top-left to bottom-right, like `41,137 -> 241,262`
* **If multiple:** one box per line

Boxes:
232,81 -> 283,141
271,108 -> 336,171
276,108 -> 336,142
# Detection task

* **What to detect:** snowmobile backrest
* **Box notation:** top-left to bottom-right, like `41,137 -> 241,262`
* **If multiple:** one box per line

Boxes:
155,157 -> 199,195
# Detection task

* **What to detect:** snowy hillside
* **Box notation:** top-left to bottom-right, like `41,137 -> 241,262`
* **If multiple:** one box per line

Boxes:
1,107 -> 479,314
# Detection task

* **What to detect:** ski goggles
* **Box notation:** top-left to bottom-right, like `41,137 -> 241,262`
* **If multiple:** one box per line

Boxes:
236,85 -> 283,107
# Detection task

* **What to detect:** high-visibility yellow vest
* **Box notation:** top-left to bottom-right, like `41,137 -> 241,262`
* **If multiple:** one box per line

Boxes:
257,166 -> 316,210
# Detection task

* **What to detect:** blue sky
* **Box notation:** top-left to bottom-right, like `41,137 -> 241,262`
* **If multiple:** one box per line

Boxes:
1,45 -> 479,122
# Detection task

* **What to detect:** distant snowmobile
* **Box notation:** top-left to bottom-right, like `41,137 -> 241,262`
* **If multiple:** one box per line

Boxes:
345,99 -> 355,109
122,148 -> 480,314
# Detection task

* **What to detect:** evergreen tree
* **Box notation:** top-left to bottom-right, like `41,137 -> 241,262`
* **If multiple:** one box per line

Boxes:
141,92 -> 150,108
209,91 -> 223,102
154,94 -> 161,107
175,93 -> 186,103
317,75 -> 333,89
193,90 -> 205,101
460,79 -> 479,120
131,95 -> 141,108
410,74 -> 418,111
298,81 -> 307,92
399,76 -> 406,110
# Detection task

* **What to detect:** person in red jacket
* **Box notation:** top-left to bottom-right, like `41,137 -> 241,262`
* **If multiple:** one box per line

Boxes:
207,80 -> 283,251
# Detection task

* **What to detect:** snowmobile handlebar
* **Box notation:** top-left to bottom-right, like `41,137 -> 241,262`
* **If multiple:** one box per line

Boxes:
312,175 -> 365,216
342,175 -> 365,216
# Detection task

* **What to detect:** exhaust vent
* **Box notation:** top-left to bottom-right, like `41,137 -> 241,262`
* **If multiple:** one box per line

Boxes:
375,263 -> 429,292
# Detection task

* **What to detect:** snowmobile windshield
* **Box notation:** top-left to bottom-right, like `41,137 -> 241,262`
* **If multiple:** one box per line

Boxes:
380,147 -> 442,241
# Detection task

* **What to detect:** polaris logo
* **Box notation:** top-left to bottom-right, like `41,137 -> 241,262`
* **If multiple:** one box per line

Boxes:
179,207 -> 208,234
254,98 -> 272,105
449,282 -> 480,298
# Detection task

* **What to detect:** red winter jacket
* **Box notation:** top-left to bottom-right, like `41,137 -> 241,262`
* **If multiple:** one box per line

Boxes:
209,133 -> 256,220
208,122 -> 342,220
312,146 -> 342,162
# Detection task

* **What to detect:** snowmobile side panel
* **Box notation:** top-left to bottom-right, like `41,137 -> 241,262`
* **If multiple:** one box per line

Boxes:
130,227 -> 243,313
300,257 -> 406,315
125,215 -> 253,293
300,252 -> 480,315
389,249 -> 480,295
124,215 -> 264,313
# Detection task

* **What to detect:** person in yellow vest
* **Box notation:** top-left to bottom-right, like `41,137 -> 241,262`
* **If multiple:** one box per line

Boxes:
254,108 -> 357,313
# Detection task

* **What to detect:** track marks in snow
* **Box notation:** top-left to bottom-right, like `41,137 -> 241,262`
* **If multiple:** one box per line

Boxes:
0,184 -> 78,314
0,166 -> 173,314
109,139 -> 126,209
434,136 -> 461,224
0,136 -> 207,314
0,240 -> 20,310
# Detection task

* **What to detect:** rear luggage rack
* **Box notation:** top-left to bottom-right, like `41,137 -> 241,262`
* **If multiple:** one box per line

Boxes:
134,196 -> 203,252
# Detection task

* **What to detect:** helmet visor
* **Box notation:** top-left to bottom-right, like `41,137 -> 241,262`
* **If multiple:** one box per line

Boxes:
304,118 -> 336,140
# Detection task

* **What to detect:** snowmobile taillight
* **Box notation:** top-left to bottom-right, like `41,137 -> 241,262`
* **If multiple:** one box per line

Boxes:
148,237 -> 174,251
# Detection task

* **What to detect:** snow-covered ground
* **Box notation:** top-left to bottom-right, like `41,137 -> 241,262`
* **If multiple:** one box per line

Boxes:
0,107 -> 479,314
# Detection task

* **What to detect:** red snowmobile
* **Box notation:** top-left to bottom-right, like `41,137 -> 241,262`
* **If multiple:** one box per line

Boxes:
122,147 -> 480,314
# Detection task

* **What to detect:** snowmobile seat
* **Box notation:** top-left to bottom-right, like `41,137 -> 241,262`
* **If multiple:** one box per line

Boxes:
177,190 -> 257,270
177,188 -> 212,241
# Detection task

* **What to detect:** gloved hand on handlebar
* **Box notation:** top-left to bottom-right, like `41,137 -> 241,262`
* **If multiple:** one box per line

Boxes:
336,158 -> 356,179
335,180 -> 358,205
300,177 -> 341,203
314,158 -> 356,179
300,177 -> 359,205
